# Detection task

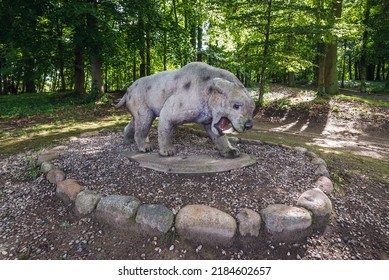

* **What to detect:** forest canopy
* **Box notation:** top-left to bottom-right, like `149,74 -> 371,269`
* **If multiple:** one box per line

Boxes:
0,0 -> 388,102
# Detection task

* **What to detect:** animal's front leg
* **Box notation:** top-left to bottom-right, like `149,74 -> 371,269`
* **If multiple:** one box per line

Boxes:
204,124 -> 240,158
158,119 -> 176,157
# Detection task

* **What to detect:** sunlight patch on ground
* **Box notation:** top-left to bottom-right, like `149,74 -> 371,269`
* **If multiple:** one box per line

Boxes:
269,119 -> 311,133
308,137 -> 387,161
270,120 -> 299,132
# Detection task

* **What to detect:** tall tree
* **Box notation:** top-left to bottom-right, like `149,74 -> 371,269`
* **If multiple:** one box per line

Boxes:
360,0 -> 371,93
87,0 -> 104,94
324,0 -> 343,95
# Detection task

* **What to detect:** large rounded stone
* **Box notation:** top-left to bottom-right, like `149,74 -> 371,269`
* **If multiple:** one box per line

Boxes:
260,204 -> 312,242
294,146 -> 307,154
40,161 -> 56,173
311,157 -> 327,167
176,204 -> 237,244
75,190 -> 102,216
297,188 -> 332,228
315,164 -> 330,178
95,195 -> 141,230
237,208 -> 261,237
315,176 -> 334,194
46,168 -> 66,184
56,179 -> 84,203
36,152 -> 60,166
135,204 -> 174,234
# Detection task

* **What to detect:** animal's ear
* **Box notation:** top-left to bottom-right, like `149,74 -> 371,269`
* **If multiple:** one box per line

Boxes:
212,78 -> 233,95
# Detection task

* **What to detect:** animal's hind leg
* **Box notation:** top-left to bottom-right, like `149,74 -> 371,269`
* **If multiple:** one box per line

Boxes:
123,119 -> 135,144
134,111 -> 154,153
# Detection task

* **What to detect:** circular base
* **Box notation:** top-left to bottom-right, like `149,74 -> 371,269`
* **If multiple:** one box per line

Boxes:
121,150 -> 257,174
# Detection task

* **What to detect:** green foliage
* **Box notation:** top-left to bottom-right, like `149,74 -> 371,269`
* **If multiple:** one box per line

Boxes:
0,0 -> 388,96
22,155 -> 40,181
83,83 -> 102,104
336,93 -> 389,107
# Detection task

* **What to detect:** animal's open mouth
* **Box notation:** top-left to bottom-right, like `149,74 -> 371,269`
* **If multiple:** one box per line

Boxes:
214,117 -> 236,135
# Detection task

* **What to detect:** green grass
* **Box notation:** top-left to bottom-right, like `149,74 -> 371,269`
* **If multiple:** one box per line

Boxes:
0,91 -> 87,119
336,94 -> 389,107
0,91 -> 129,154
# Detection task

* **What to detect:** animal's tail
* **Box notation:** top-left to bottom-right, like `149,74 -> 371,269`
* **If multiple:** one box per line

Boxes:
115,91 -> 128,109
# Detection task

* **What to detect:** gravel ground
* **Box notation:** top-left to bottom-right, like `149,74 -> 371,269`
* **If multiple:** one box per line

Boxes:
0,128 -> 388,260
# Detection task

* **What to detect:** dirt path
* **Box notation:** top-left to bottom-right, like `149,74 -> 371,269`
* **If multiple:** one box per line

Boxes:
251,84 -> 389,162
248,120 -> 389,162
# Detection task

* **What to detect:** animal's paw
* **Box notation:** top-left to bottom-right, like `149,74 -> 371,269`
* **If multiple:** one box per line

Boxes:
220,147 -> 240,158
139,143 -> 153,153
159,146 -> 176,157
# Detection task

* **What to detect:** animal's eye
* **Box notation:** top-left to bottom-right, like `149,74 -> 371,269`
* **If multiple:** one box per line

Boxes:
233,104 -> 241,110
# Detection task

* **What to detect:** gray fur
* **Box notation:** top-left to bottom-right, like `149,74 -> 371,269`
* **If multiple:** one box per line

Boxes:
116,62 -> 255,158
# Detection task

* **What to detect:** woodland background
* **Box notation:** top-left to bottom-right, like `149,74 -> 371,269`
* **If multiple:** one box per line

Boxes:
0,0 -> 388,105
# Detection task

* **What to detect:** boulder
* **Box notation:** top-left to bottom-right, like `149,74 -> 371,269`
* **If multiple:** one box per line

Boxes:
175,204 -> 237,245
135,204 -> 174,234
260,204 -> 312,242
46,168 -> 66,184
294,146 -> 307,154
95,195 -> 141,230
305,151 -> 318,159
40,161 -> 56,173
36,152 -> 60,166
315,176 -> 334,194
47,145 -> 68,152
80,131 -> 99,138
315,164 -> 330,178
75,190 -> 103,216
311,157 -> 327,167
297,188 -> 332,228
56,179 -> 84,203
236,208 -> 261,237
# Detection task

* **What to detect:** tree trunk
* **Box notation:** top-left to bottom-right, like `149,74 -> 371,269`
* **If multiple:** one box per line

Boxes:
348,52 -> 352,80
381,60 -> 385,80
146,26 -> 151,76
91,55 -> 104,93
163,31 -> 167,71
57,22 -> 66,92
104,67 -> 108,92
59,61 -> 66,92
324,0 -> 342,95
324,43 -> 338,94
354,62 -> 359,80
190,23 -> 197,61
257,0 -> 272,107
172,0 -> 178,24
197,25 -> 203,62
317,41 -> 326,95
341,41 -> 347,88
375,61 -> 381,80
360,0 -> 371,92
139,18 -> 146,77
0,71 -> 2,95
132,49 -> 137,81
87,6 -> 104,94
288,71 -> 296,87
24,56 -> 36,93
367,64 -> 375,81
74,44 -> 85,94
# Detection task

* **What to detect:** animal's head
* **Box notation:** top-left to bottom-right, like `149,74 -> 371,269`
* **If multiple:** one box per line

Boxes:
208,78 -> 255,136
